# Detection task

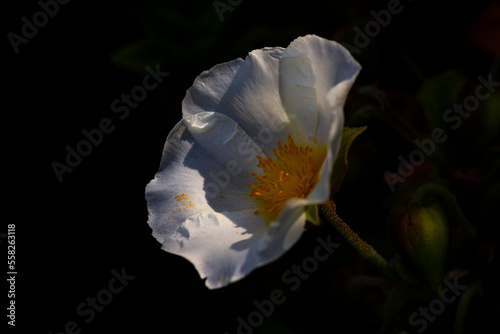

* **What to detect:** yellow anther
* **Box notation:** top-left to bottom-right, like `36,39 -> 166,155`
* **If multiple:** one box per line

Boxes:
248,134 -> 327,223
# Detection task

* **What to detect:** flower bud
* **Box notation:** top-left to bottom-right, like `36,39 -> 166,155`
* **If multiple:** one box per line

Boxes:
389,202 -> 449,293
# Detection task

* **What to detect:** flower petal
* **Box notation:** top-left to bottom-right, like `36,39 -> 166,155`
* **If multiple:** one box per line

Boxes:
146,121 -> 210,243
273,47 -> 319,145
258,198 -> 308,260
161,202 -> 309,289
183,111 -> 267,176
287,34 -> 362,143
162,209 -> 268,289
182,48 -> 301,157
146,112 -> 270,241
285,35 -> 361,204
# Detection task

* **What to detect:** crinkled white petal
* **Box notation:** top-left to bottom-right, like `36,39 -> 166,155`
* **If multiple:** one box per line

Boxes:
273,47 -> 318,145
146,121 -> 210,242
182,47 -> 318,157
163,209 -> 268,289
287,34 -> 361,144
160,199 -> 309,289
145,116 -> 262,244
183,111 -> 267,172
284,34 -> 361,205
258,198 -> 308,261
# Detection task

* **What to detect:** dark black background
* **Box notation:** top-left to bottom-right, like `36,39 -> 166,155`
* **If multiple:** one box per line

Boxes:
5,0 -> 498,333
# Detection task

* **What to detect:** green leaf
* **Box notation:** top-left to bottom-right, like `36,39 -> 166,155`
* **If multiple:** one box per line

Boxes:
454,277 -> 481,334
480,90 -> 500,145
111,41 -> 165,73
417,70 -> 466,129
110,3 -> 224,72
304,205 -> 321,226
330,126 -> 367,195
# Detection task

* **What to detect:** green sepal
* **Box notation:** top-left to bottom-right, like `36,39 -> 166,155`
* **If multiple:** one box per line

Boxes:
330,126 -> 367,195
304,205 -> 321,226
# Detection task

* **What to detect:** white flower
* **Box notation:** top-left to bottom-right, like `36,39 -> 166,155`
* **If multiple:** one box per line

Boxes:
145,34 -> 361,289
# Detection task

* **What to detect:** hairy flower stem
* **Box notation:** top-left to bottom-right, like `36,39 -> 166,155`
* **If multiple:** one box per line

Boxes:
319,199 -> 399,281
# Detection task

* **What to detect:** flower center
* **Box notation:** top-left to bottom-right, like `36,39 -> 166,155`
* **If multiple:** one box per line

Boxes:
248,135 -> 327,223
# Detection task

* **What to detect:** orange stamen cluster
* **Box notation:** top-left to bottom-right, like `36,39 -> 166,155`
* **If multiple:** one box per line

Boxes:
248,135 -> 327,223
